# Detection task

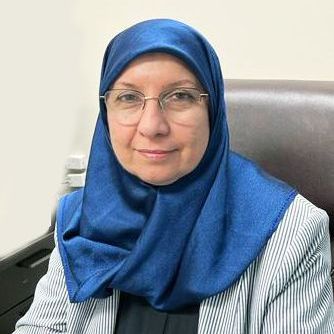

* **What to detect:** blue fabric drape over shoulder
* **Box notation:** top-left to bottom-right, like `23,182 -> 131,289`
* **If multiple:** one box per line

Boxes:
57,19 -> 297,311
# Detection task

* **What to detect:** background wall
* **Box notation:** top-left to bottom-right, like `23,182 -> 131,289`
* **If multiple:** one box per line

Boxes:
1,0 -> 333,256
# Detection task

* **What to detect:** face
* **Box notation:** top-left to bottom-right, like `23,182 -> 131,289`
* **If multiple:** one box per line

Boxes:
106,53 -> 210,186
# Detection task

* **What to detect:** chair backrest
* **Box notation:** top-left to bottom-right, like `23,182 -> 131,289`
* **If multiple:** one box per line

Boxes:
225,79 -> 334,275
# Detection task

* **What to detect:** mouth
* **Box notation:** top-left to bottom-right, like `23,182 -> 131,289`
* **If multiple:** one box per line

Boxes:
136,149 -> 177,160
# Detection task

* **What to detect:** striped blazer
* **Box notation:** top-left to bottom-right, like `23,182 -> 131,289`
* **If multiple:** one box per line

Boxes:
14,195 -> 334,333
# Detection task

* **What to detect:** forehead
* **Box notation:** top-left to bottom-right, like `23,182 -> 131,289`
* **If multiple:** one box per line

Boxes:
126,52 -> 190,68
113,52 -> 200,88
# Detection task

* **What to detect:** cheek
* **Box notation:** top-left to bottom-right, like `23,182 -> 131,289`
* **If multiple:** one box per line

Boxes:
193,111 -> 210,155
192,126 -> 209,159
108,116 -> 135,162
180,119 -> 210,168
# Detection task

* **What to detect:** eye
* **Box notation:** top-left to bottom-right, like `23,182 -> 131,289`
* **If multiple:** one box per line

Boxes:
166,89 -> 197,102
117,91 -> 142,104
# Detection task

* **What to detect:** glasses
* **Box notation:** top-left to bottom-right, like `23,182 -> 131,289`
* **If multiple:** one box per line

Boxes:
100,87 -> 208,125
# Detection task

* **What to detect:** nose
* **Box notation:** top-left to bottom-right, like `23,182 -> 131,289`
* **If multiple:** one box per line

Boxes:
137,98 -> 170,138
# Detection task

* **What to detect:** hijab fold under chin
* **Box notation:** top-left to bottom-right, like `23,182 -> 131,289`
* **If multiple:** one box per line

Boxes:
56,19 -> 297,311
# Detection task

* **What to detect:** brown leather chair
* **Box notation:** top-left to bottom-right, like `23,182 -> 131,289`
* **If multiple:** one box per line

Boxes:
225,79 -> 334,287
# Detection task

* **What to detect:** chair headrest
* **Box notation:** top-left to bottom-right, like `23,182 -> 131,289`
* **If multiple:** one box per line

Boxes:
225,79 -> 334,234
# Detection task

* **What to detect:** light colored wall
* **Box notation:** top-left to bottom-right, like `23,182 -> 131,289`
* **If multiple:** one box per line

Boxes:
1,0 -> 333,256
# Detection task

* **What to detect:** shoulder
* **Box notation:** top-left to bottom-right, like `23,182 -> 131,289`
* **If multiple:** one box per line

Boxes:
268,194 -> 330,257
240,194 -> 332,304
57,188 -> 84,213
258,194 -> 333,309
56,188 -> 84,233
261,194 -> 331,274
256,195 -> 334,331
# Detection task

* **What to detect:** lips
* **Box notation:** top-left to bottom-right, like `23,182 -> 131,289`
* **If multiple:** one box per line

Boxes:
136,148 -> 176,160
138,149 -> 173,154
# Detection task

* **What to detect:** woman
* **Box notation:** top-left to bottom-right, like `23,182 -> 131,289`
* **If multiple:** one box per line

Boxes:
14,19 -> 334,333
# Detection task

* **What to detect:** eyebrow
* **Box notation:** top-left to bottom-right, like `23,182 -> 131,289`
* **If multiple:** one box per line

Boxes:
112,79 -> 202,90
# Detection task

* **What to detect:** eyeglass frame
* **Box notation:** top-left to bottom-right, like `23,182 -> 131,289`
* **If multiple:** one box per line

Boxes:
99,87 -> 209,113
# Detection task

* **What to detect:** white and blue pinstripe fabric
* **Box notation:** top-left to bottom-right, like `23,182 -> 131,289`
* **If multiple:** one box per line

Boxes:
14,195 -> 334,333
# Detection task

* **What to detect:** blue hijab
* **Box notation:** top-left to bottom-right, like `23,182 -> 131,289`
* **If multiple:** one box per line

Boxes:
57,19 -> 297,311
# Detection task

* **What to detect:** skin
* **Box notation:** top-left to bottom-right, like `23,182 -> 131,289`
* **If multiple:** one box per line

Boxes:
107,53 -> 210,186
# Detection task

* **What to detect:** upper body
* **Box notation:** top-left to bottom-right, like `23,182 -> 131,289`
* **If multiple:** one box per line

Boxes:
14,194 -> 334,333
13,19 -> 334,333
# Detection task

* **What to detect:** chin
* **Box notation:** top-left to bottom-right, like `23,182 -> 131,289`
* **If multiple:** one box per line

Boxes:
136,172 -> 182,186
